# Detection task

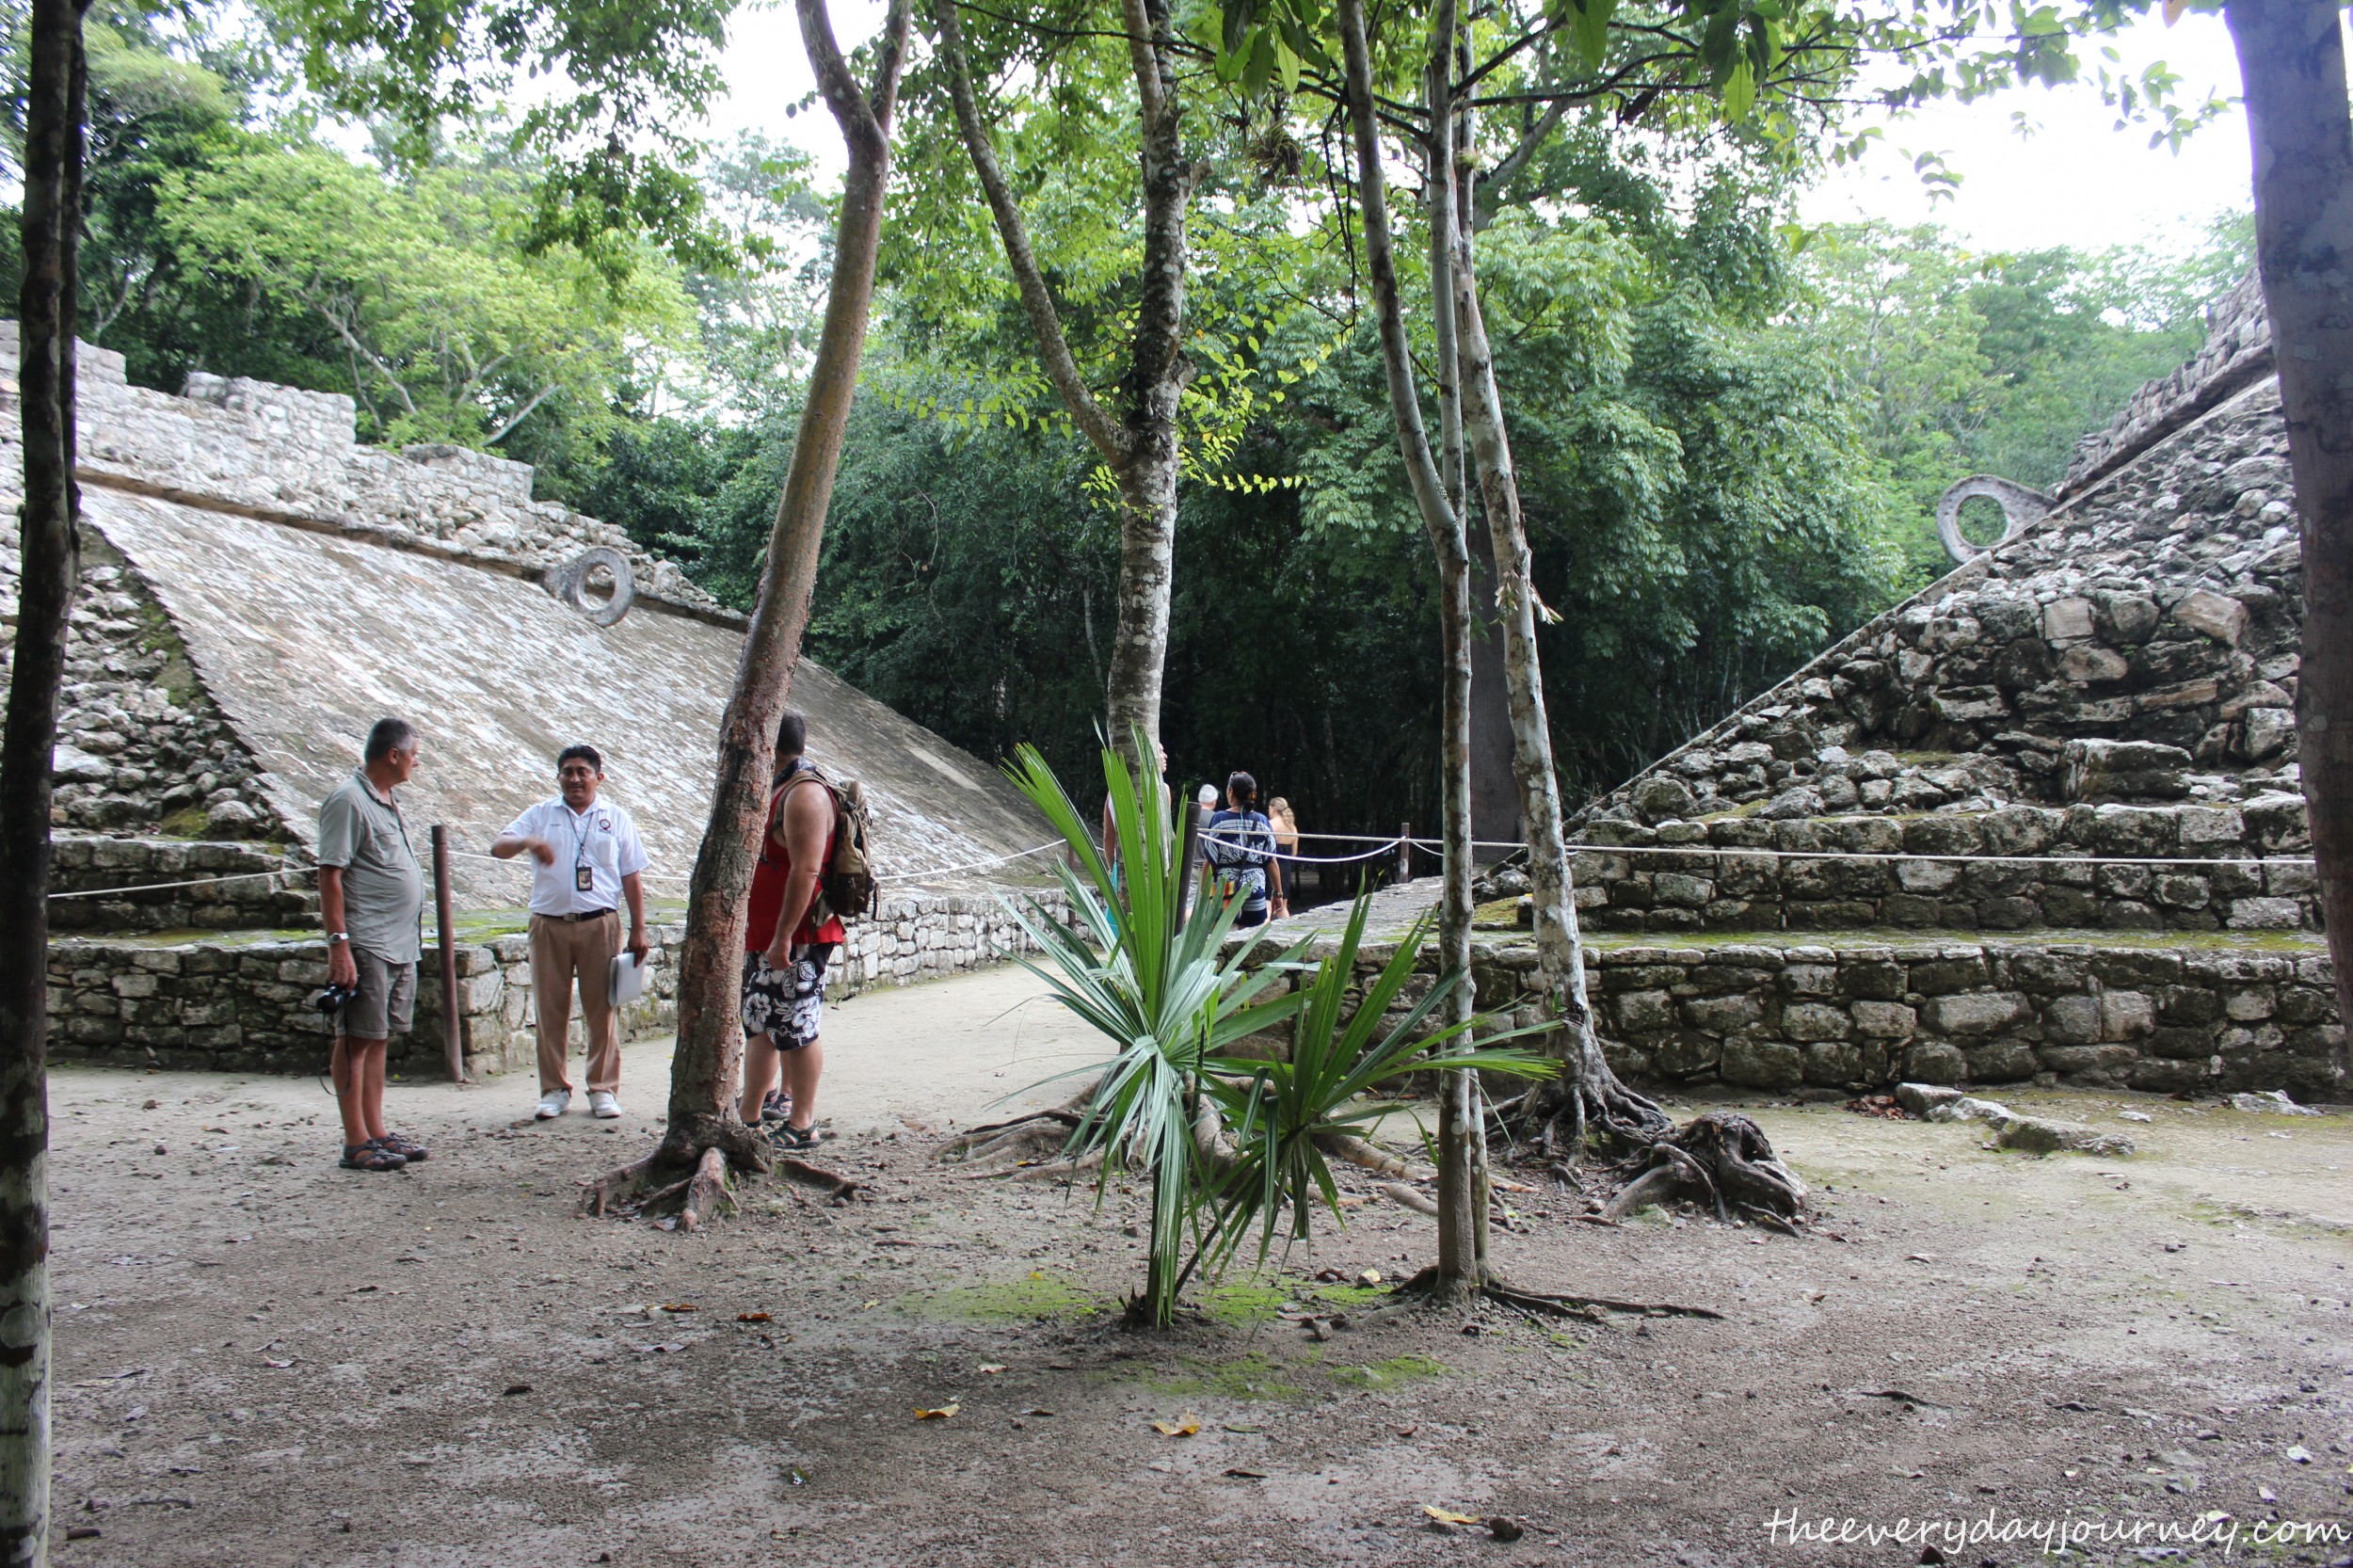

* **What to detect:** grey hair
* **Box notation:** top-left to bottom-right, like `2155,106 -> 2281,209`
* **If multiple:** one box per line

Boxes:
364,715 -> 418,762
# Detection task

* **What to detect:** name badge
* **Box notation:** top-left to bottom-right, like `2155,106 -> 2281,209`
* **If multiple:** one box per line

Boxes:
576,865 -> 595,892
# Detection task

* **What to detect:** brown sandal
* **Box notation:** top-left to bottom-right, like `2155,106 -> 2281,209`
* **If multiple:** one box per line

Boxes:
377,1131 -> 428,1162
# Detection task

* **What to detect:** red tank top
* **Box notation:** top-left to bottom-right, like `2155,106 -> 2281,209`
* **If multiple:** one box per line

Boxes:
744,768 -> 846,952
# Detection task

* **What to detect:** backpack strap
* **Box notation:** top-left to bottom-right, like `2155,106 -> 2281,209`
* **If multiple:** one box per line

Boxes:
758,763 -> 840,866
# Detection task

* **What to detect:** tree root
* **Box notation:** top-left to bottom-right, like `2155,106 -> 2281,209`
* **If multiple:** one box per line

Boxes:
1380,1181 -> 1439,1215
938,1084 -> 1093,1165
1598,1111 -> 1808,1227
1314,1132 -> 1428,1181
578,1113 -> 863,1224
1385,1266 -> 1723,1321
679,1146 -> 729,1232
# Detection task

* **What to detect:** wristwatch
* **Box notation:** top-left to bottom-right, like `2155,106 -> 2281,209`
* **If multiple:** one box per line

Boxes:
328,932 -> 350,944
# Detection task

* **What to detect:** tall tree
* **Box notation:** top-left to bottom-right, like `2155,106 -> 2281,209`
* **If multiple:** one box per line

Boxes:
1,3 -> 90,1558
584,0 -> 913,1224
928,0 -> 1194,764
1332,0 -> 1483,1294
2222,0 -> 2353,1085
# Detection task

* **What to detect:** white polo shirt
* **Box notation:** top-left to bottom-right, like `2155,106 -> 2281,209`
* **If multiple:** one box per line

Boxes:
502,794 -> 650,918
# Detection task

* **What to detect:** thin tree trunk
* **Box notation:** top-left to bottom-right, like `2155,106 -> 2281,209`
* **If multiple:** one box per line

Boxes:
1335,0 -> 1479,1297
1447,164 -> 1666,1157
0,3 -> 88,1560
656,0 -> 910,1170
931,0 -> 1191,764
2226,0 -> 2353,1088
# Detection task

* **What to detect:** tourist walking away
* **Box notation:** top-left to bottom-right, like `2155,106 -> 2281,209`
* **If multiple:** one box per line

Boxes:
1201,771 -> 1288,927
317,716 -> 430,1172
739,713 -> 846,1151
1268,795 -> 1302,908
494,745 -> 651,1120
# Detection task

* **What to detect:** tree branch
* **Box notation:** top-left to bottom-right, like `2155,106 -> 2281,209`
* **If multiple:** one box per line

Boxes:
930,0 -> 1131,466
485,381 -> 558,444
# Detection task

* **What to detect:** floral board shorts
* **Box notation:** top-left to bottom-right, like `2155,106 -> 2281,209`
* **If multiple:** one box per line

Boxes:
740,944 -> 836,1051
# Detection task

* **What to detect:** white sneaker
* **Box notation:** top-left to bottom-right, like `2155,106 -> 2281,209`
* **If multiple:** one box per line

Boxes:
536,1089 -> 571,1120
589,1091 -> 622,1119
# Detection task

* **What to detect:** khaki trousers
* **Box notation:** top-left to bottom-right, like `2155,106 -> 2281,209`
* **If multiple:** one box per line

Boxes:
529,912 -> 622,1095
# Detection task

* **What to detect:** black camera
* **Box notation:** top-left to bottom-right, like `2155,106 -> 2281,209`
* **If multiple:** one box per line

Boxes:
312,981 -> 358,1016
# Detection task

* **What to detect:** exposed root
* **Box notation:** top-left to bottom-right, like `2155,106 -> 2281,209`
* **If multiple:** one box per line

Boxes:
1380,1181 -> 1439,1216
679,1146 -> 729,1232
1530,1074 -> 1673,1163
1313,1133 -> 1427,1181
774,1155 -> 864,1203
1386,1266 -> 1724,1321
580,1154 -> 658,1218
938,1084 -> 1094,1164
1599,1111 -> 1807,1227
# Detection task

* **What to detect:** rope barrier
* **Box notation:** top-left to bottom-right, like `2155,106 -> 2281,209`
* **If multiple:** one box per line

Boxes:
1457,840 -> 2318,871
48,868 -> 297,900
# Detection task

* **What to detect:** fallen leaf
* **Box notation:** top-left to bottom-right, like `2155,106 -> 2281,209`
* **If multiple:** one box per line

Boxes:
501,1383 -> 532,1397
736,1312 -> 772,1323
658,1303 -> 697,1314
914,1403 -> 960,1420
1354,1269 -> 1383,1287
262,1357 -> 294,1369
2286,1444 -> 2313,1464
1423,1505 -> 1481,1526
978,1363 -> 1005,1375
1022,1408 -> 1056,1417
1151,1414 -> 1202,1437
1393,1425 -> 1417,1438
859,1300 -> 879,1310
1223,1466 -> 1268,1480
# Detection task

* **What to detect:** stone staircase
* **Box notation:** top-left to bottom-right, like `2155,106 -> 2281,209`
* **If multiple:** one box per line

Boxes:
1503,278 -> 2340,1100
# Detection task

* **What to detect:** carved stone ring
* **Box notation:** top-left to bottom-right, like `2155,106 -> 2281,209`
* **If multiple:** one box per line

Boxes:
1936,475 -> 2052,565
544,547 -> 636,627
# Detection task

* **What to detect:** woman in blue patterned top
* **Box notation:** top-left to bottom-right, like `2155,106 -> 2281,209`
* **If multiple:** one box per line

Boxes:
1199,771 -> 1289,927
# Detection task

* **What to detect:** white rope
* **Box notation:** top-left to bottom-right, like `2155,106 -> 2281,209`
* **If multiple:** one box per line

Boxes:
48,868 -> 297,900
1409,837 -> 2316,870
885,840 -> 1064,882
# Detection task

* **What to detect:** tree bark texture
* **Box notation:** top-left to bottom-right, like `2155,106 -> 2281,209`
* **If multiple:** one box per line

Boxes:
932,0 -> 1191,764
0,3 -> 88,1560
1446,164 -> 1665,1156
661,0 -> 910,1164
1335,0 -> 1480,1295
2226,0 -> 2353,1086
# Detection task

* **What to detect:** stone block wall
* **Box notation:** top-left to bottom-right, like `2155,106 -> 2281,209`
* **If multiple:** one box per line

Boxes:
41,533 -> 287,839
2057,271 -> 2272,497
0,323 -> 718,618
1568,797 -> 2317,934
1252,931 -> 2342,1103
47,836 -> 312,934
1579,382 -> 2301,833
44,888 -> 1072,1077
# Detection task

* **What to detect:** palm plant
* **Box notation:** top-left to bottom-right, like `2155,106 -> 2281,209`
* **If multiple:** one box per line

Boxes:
1000,737 -> 1552,1326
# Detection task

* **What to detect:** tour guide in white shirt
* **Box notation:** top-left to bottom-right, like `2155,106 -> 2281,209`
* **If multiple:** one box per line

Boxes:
492,744 -> 650,1120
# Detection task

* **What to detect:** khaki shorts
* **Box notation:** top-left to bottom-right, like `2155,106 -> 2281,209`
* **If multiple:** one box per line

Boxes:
343,948 -> 416,1039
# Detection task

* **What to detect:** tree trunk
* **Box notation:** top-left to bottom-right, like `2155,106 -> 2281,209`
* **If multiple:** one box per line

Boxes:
1447,177 -> 1667,1157
632,0 -> 909,1198
0,3 -> 88,1560
931,0 -> 1192,766
2226,0 -> 2353,1089
1335,0 -> 1480,1296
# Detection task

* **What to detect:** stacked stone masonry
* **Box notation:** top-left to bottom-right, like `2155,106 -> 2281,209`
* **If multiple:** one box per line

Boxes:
46,890 -> 1071,1077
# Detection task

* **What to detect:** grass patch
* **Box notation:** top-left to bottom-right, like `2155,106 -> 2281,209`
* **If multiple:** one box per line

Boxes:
1118,1351 -> 1305,1402
900,1269 -> 1108,1322
1199,1281 -> 1289,1326
1325,1353 -> 1448,1389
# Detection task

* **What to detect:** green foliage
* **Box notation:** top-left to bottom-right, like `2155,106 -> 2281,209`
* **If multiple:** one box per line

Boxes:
1793,216 -> 2252,584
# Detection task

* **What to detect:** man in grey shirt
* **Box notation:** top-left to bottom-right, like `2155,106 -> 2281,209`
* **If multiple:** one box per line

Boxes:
318,716 -> 429,1173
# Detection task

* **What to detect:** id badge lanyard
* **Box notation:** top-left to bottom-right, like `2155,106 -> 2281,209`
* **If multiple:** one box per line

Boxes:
568,807 -> 598,895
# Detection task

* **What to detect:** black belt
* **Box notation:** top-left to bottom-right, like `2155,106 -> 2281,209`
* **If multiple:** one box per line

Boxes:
539,907 -> 616,922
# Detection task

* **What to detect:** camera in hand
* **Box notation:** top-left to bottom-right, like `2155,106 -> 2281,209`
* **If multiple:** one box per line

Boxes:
312,981 -> 358,1016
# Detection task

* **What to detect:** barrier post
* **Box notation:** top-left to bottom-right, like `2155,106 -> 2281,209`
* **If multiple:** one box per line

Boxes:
1175,802 -> 1205,933
1397,822 -> 1413,885
431,824 -> 466,1084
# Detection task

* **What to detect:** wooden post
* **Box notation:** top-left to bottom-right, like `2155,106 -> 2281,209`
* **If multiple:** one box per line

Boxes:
1398,821 -> 1413,885
430,824 -> 464,1084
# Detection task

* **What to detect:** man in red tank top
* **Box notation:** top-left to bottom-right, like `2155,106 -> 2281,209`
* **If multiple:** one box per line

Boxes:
739,712 -> 845,1151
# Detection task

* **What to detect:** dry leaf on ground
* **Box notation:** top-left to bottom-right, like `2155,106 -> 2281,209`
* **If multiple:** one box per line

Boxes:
1423,1505 -> 1481,1526
1150,1414 -> 1202,1437
914,1403 -> 960,1420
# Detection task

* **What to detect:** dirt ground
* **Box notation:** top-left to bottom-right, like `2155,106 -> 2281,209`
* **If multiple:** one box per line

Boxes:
42,963 -> 2353,1568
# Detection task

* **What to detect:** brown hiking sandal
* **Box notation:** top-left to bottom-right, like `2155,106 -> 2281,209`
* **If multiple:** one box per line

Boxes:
378,1131 -> 429,1162
339,1140 -> 407,1173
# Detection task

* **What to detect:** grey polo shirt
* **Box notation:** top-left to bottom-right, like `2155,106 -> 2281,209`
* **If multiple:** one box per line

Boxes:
317,770 -> 424,964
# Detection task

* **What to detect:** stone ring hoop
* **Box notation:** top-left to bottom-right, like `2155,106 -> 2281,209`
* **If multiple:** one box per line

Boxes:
1936,474 -> 2052,566
543,546 -> 636,627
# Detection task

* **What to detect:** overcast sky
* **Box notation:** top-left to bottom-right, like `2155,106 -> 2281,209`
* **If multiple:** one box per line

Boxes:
700,5 -> 2252,257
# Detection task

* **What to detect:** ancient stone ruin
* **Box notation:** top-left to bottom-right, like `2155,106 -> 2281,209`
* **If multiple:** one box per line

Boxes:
0,328 -> 1059,1079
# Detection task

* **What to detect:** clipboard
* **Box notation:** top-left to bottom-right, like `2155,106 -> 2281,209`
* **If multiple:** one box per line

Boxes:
609,952 -> 646,1007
